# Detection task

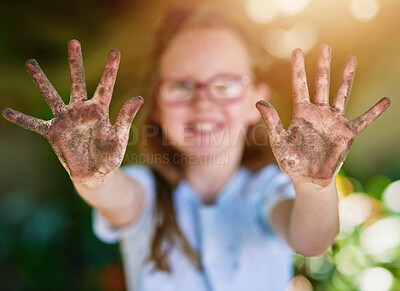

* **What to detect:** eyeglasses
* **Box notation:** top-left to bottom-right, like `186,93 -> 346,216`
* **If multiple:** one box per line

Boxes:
157,74 -> 252,106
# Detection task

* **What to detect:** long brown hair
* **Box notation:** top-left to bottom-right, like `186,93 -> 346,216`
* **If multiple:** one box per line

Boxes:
136,4 -> 274,272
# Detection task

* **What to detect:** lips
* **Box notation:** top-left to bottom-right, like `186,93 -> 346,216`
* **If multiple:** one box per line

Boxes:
194,122 -> 214,132
185,119 -> 224,135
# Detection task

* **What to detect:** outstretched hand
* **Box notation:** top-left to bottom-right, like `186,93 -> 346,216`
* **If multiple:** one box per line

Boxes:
256,45 -> 390,187
3,40 -> 143,185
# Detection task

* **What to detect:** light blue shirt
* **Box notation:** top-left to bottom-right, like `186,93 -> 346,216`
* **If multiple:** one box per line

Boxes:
94,164 -> 295,291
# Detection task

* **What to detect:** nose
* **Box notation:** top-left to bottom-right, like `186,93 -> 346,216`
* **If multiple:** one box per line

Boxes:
191,86 -> 213,108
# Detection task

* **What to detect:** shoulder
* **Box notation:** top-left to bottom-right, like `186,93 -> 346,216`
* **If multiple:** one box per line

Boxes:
247,164 -> 292,192
246,164 -> 295,233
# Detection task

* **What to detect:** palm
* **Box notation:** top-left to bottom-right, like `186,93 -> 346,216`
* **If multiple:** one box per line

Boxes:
47,101 -> 125,183
276,103 -> 354,183
3,40 -> 143,184
257,45 -> 390,186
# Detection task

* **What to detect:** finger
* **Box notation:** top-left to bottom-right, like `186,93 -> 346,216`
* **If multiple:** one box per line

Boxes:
93,49 -> 120,107
313,44 -> 331,106
291,48 -> 310,104
350,97 -> 391,135
25,59 -> 65,115
256,100 -> 287,139
3,108 -> 50,136
68,39 -> 87,103
115,96 -> 144,135
332,55 -> 357,113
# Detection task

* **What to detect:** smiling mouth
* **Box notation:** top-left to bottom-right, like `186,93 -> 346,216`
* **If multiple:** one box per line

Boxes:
194,122 -> 214,132
185,121 -> 224,135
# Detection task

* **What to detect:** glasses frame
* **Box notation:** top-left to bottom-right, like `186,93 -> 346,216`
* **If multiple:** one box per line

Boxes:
156,73 -> 252,107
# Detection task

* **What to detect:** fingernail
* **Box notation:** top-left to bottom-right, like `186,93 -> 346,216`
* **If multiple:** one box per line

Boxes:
109,49 -> 120,61
256,100 -> 270,108
382,97 -> 391,107
2,108 -> 15,121
68,39 -> 81,48
135,96 -> 144,103
25,59 -> 38,70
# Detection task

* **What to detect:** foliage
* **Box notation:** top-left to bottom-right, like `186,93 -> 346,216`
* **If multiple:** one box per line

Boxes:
294,164 -> 400,291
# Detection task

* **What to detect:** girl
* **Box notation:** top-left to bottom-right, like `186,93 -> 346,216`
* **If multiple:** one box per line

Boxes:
3,5 -> 390,291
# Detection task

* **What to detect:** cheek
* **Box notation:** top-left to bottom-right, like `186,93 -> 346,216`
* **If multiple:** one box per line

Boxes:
227,101 -> 255,125
222,103 -> 250,138
158,106 -> 185,125
158,107 -> 187,140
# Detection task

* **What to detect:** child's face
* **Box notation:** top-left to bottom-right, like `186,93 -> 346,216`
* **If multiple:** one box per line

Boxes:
155,27 -> 268,156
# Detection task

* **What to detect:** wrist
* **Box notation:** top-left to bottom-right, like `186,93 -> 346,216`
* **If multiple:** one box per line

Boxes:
290,176 -> 337,197
72,170 -> 116,190
290,175 -> 335,190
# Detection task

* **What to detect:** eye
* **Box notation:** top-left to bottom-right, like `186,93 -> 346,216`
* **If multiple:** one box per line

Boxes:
212,79 -> 231,90
160,79 -> 195,103
211,77 -> 242,99
168,80 -> 194,91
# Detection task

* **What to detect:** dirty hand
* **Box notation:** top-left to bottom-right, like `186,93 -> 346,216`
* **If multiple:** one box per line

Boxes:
256,45 -> 390,187
3,40 -> 143,185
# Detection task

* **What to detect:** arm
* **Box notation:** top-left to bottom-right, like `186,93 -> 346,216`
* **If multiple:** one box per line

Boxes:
270,180 -> 338,256
74,169 -> 146,228
257,45 -> 390,256
3,40 -> 145,228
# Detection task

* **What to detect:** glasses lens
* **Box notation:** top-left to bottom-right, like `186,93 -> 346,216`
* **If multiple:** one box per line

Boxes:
209,77 -> 243,100
160,80 -> 194,103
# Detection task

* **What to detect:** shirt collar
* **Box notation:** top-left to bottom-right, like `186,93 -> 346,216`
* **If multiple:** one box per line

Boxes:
175,167 -> 251,207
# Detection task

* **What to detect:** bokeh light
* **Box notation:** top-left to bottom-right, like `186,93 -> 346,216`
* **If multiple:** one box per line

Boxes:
359,267 -> 393,291
336,175 -> 354,200
285,275 -> 313,291
1,0 -> 400,290
338,193 -> 373,234
360,216 -> 400,262
246,0 -> 311,23
331,270 -> 357,290
305,254 -> 334,279
349,0 -> 380,22
382,180 -> 400,212
335,245 -> 366,276
262,23 -> 317,58
275,0 -> 311,16
246,0 -> 278,23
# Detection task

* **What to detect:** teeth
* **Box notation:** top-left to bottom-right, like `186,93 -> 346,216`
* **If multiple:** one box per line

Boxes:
194,123 -> 213,132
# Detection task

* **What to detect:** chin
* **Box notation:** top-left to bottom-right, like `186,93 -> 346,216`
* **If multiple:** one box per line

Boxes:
175,147 -> 230,165
181,144 -> 225,156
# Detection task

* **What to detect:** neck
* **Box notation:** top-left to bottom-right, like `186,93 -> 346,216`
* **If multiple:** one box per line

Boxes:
183,144 -> 244,205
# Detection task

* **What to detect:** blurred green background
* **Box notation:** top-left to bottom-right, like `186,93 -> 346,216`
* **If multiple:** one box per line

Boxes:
0,0 -> 399,290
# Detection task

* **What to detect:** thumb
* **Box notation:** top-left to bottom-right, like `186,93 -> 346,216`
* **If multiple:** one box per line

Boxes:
115,96 -> 144,135
256,100 -> 286,137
